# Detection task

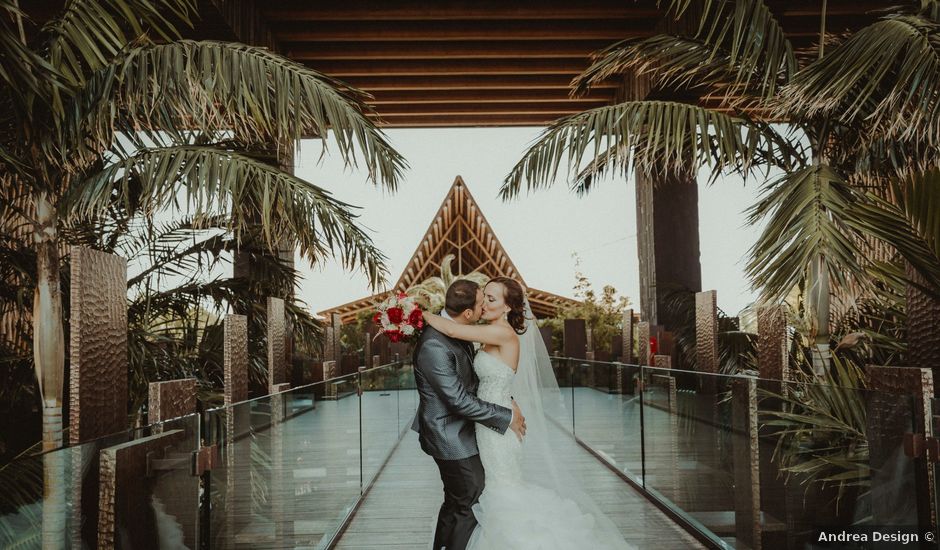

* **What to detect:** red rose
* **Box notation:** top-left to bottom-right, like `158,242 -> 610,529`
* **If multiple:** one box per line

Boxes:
387,307 -> 404,324
372,312 -> 382,325
387,330 -> 402,343
408,308 -> 423,326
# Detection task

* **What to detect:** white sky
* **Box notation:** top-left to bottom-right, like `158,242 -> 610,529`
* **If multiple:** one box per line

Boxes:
295,127 -> 766,319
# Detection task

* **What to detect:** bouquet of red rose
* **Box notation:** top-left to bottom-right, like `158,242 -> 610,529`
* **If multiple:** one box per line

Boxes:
372,292 -> 424,343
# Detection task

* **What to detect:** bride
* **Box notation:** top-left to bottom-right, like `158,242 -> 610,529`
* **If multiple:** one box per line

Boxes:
424,277 -> 633,549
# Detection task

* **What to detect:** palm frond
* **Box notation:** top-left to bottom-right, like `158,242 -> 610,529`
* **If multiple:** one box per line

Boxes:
42,0 -> 195,85
844,173 -> 940,297
618,0 -> 796,102
71,40 -> 406,189
746,164 -> 866,303
779,15 -> 940,145
63,145 -> 390,288
500,101 -> 773,200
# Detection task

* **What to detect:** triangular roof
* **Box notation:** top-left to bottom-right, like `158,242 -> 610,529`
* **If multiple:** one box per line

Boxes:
320,176 -> 578,323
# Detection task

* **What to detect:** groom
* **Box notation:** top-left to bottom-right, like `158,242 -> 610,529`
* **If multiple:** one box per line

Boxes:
411,279 -> 526,550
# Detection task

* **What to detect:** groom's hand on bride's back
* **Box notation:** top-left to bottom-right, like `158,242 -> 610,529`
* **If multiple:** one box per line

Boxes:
510,399 -> 526,441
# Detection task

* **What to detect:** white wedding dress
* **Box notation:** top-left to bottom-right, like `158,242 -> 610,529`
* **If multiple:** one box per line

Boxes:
466,349 -> 633,549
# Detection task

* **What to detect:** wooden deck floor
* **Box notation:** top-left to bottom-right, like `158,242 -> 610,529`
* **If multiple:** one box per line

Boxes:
211,387 -> 726,549
335,397 -> 706,549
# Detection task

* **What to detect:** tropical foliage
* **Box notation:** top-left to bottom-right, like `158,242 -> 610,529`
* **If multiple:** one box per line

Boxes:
0,0 -> 405,467
500,0 -> 940,377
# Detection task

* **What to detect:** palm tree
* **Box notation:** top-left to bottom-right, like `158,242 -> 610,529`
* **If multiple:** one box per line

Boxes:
500,0 -> 940,376
0,0 -> 405,544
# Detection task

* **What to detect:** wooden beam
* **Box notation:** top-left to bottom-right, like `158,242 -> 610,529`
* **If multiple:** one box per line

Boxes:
262,1 -> 662,21
370,101 -> 606,116
370,114 -> 559,127
275,20 -> 654,42
341,74 -> 617,91
284,40 -> 616,60
367,88 -> 611,104
306,58 -> 595,76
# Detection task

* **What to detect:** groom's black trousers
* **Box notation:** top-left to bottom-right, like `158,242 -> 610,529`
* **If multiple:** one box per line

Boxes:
433,454 -> 485,550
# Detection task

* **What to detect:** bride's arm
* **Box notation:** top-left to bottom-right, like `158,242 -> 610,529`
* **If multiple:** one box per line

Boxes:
424,313 -> 514,347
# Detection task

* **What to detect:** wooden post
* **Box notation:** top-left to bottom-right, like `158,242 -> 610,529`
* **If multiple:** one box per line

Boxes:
731,377 -> 762,550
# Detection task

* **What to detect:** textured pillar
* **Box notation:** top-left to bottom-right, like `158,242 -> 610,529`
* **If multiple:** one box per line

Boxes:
622,309 -> 635,364
270,381 -> 293,541
69,247 -> 128,444
637,322 -> 650,366
224,314 -> 249,406
865,366 -> 935,532
906,263 -> 940,385
267,297 -> 286,392
653,354 -> 672,370
563,319 -> 587,359
758,305 -> 788,394
372,354 -> 381,369
731,377 -> 761,549
323,360 -> 338,399
97,430 -> 193,549
695,291 -> 719,374
148,378 -> 196,427
635,169 -> 702,331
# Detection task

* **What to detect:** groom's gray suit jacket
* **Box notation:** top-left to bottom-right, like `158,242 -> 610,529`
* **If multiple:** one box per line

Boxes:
411,326 -> 512,460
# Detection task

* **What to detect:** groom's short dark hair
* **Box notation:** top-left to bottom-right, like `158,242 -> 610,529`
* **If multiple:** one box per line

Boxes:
445,279 -> 479,317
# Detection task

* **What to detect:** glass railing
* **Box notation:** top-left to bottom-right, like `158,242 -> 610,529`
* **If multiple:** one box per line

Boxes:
551,357 -> 929,549
0,360 -> 413,550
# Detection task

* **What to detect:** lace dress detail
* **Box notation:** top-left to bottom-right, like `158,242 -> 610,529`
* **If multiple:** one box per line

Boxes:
467,351 -> 633,550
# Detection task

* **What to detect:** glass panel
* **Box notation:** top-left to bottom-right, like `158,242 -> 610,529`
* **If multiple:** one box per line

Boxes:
397,361 -> 418,433
361,363 -> 403,487
207,375 -> 362,549
549,357 -> 576,432
0,414 -> 200,549
570,360 -> 643,480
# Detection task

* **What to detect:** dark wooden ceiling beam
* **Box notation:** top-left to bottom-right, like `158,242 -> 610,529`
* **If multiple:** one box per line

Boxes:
340,74 -> 615,91
284,40 -> 615,60
372,101 -> 605,116
261,0 -> 661,21
368,88 -> 610,104
306,58 -> 593,77
369,114 -> 559,127
273,20 -> 655,42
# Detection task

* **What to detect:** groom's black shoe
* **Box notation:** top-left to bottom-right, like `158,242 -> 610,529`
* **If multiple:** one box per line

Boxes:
433,454 -> 485,550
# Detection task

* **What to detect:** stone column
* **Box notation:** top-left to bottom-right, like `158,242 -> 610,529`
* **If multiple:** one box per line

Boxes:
635,169 -> 702,332
223,314 -> 248,549
563,319 -> 587,360
224,315 -> 249,407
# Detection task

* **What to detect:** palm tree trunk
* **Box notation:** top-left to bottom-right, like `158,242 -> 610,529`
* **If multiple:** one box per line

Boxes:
808,255 -> 831,375
33,193 -> 66,548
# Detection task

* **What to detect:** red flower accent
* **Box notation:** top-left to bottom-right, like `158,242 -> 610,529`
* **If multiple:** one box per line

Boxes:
387,330 -> 402,343
408,308 -> 423,326
372,312 -> 382,325
387,307 -> 404,324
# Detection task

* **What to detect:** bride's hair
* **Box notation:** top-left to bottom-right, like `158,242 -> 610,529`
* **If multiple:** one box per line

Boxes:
487,277 -> 527,334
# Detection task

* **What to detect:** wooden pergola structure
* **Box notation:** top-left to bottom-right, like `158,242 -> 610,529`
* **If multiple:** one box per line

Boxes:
25,0 -> 883,331
320,176 -> 580,324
